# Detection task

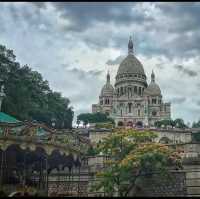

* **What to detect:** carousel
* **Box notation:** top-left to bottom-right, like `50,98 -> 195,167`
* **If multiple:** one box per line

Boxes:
0,119 -> 91,196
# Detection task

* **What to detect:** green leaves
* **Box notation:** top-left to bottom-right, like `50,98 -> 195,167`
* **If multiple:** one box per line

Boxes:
77,112 -> 115,126
155,118 -> 188,129
93,129 -> 182,196
0,44 -> 73,129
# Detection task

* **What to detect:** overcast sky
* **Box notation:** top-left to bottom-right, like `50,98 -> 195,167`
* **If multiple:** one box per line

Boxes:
0,2 -> 200,125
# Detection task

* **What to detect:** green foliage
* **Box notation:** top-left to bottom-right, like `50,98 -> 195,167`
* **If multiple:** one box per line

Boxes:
95,122 -> 113,129
155,118 -> 188,129
77,112 -> 114,127
0,44 -> 73,129
192,131 -> 200,142
86,146 -> 98,156
192,120 -> 200,128
92,129 -> 182,196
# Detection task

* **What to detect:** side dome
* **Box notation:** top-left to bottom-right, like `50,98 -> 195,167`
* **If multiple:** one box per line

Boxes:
144,71 -> 161,96
145,82 -> 161,96
100,72 -> 114,96
117,54 -> 145,76
101,84 -> 114,96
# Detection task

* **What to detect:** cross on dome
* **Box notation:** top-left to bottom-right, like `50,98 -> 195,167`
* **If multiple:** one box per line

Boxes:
128,36 -> 133,54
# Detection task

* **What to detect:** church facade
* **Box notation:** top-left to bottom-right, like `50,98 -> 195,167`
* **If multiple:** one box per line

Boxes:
92,37 -> 171,127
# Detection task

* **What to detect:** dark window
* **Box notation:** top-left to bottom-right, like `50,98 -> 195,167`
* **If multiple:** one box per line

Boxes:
128,103 -> 132,113
139,87 -> 142,95
152,99 -> 157,104
152,111 -> 157,116
134,86 -> 137,93
138,109 -> 140,116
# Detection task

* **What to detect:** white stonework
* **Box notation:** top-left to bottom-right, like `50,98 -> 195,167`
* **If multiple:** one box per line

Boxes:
92,37 -> 171,127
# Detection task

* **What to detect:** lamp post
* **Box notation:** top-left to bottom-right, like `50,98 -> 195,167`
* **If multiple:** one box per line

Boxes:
0,79 -> 6,112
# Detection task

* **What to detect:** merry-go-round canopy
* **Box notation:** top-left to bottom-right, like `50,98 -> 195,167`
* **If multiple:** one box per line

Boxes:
0,112 -> 20,123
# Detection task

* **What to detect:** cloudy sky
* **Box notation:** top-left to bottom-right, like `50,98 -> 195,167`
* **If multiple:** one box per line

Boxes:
0,2 -> 200,125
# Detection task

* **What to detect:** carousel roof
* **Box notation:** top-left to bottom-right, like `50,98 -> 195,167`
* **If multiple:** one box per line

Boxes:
0,112 -> 20,123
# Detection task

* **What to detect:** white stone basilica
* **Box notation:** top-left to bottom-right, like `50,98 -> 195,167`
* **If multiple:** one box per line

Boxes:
92,37 -> 171,127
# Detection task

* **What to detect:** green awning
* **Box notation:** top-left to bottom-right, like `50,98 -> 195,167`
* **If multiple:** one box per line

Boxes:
0,112 -> 20,123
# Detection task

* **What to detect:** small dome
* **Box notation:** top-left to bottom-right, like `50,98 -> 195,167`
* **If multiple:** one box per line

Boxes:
100,71 -> 114,96
144,82 -> 161,96
117,54 -> 146,76
101,83 -> 114,96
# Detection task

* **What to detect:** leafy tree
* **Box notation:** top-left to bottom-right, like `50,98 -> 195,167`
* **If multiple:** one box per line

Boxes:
192,120 -> 200,128
77,112 -> 114,126
174,118 -> 187,128
192,131 -> 200,142
155,118 -> 187,129
0,44 -> 73,129
92,129 -> 182,196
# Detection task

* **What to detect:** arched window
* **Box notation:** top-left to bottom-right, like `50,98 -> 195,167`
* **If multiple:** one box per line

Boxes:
134,86 -> 137,94
121,109 -> 123,116
120,87 -> 123,95
128,103 -> 132,113
107,99 -> 109,104
139,87 -> 142,95
152,111 -> 157,116
152,98 -> 157,104
138,109 -> 140,116
128,87 -> 132,97
118,121 -> 123,126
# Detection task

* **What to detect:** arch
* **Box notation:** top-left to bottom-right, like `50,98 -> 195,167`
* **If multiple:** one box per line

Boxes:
127,121 -> 133,127
152,110 -> 157,116
134,86 -> 137,94
139,87 -> 142,95
138,109 -> 140,116
159,136 -> 172,144
136,121 -> 143,127
118,121 -> 124,127
128,103 -> 132,113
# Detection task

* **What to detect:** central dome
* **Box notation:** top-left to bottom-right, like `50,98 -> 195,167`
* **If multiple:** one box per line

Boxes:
117,54 -> 145,76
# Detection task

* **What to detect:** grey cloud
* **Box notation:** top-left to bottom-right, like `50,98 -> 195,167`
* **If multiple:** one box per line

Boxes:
157,3 -> 200,33
66,67 -> 103,80
174,65 -> 198,77
170,97 -> 186,104
51,2 -> 154,32
106,55 -> 125,66
197,101 -> 200,106
155,63 -> 164,70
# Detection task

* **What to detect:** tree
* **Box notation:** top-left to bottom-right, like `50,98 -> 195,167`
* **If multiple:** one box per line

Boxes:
192,131 -> 200,142
92,129 -> 182,196
155,118 -> 187,129
0,44 -> 74,129
77,112 -> 114,125
192,120 -> 200,128
174,118 -> 187,129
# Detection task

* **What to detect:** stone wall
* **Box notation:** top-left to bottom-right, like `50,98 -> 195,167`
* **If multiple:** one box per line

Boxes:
133,170 -> 187,197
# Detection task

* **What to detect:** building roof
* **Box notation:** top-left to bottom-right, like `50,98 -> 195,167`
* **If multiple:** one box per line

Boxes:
117,54 -> 145,76
100,71 -> 114,96
144,70 -> 161,96
0,112 -> 20,123
144,82 -> 161,96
